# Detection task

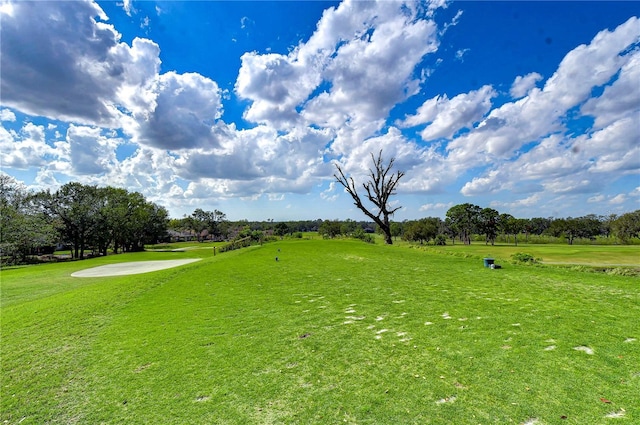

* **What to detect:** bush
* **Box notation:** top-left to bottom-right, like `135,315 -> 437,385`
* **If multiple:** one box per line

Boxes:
434,235 -> 447,246
511,252 -> 541,264
218,235 -> 254,253
353,228 -> 375,244
567,265 -> 640,277
605,267 -> 640,277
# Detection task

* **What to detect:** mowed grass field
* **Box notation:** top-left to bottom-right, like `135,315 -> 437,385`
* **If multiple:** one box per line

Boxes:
419,242 -> 640,267
1,239 -> 638,424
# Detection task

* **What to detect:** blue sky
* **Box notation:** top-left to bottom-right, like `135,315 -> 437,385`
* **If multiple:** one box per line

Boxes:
1,1 -> 638,221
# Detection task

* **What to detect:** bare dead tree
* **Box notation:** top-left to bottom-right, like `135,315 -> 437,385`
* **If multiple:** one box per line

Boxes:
334,150 -> 405,245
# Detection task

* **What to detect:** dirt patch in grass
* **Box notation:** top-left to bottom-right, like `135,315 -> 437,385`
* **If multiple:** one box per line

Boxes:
573,346 -> 595,355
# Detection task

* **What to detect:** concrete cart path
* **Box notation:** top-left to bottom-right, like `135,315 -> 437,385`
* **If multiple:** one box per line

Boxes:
71,259 -> 202,277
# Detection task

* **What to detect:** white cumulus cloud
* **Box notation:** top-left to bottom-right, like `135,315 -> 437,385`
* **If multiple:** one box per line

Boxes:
400,85 -> 496,141
447,17 -> 640,190
0,109 -> 16,122
510,72 -> 543,98
132,72 -> 225,150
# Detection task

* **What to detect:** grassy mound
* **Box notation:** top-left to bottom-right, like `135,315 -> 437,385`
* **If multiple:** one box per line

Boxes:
2,239 -> 638,423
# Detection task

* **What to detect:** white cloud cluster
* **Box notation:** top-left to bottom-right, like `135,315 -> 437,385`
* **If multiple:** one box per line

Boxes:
0,109 -> 16,122
457,17 -> 640,200
400,85 -> 496,140
237,0 -> 439,147
510,72 -> 542,99
1,1 -> 127,126
0,0 -> 226,154
133,72 -> 225,150
68,125 -> 120,175
0,0 -> 638,218
0,122 -> 60,169
1,0 -> 446,203
419,202 -> 454,212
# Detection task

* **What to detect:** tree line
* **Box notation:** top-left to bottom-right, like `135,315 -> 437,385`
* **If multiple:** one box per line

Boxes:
296,204 -> 640,246
402,203 -> 640,246
300,203 -> 640,245
1,177 -> 168,264
167,215 -> 329,242
3,174 -> 638,265
0,176 -> 326,265
181,208 -> 639,246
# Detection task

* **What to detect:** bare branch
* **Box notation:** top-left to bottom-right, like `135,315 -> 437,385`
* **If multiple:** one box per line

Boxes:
332,151 -> 404,244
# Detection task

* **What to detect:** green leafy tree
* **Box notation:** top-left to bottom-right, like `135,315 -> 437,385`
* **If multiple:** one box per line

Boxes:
0,175 -> 26,262
390,221 -> 403,241
548,216 -> 605,244
499,213 -> 514,243
446,203 -> 481,245
478,208 -> 500,245
94,187 -> 139,255
188,209 -> 227,241
274,222 -> 289,237
0,175 -> 57,264
35,183 -> 103,259
340,219 -> 359,236
443,217 -> 456,244
578,214 -> 604,240
612,210 -> 640,243
318,220 -> 342,239
522,218 -> 534,242
143,203 -> 170,246
601,214 -> 617,239
352,227 -> 375,243
124,200 -> 169,251
5,180 -> 168,261
500,214 -> 526,246
187,209 -> 208,242
563,218 -> 580,245
529,217 -> 552,236
237,225 -> 263,242
403,218 -> 440,244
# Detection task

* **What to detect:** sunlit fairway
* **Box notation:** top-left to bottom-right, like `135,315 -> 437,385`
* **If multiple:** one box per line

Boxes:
2,239 -> 638,424
417,242 -> 640,268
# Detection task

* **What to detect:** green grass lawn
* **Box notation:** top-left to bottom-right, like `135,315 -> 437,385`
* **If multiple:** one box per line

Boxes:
418,242 -> 640,267
1,239 -> 638,424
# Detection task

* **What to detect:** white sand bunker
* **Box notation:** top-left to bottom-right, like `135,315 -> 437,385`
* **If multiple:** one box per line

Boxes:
71,259 -> 201,277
